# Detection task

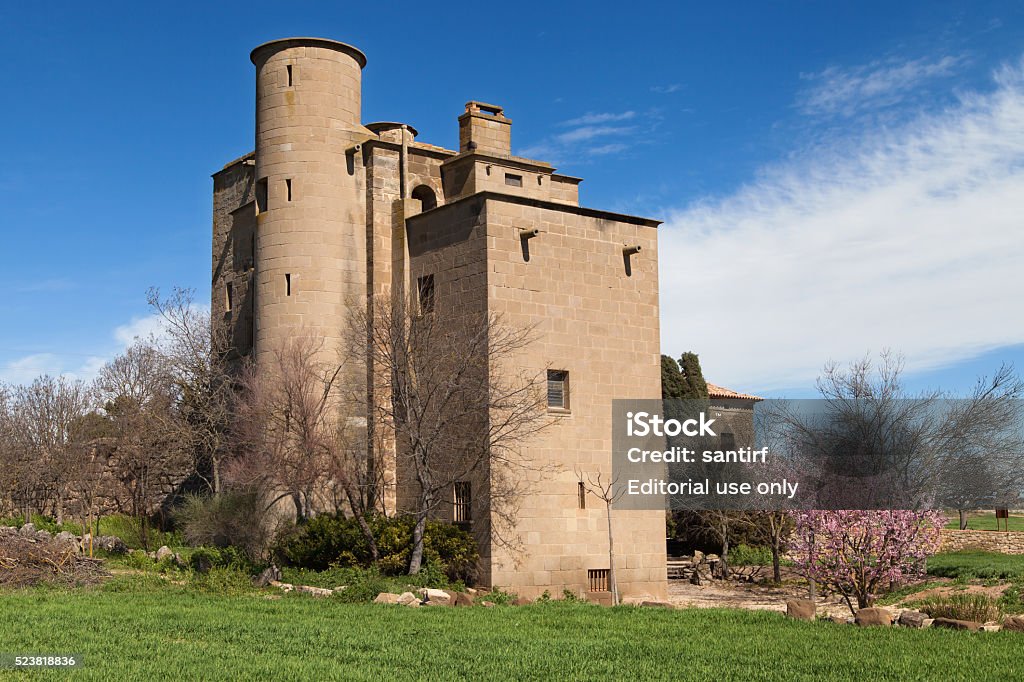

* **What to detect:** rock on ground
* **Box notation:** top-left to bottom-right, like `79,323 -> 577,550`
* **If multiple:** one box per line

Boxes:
786,598 -> 816,621
855,607 -> 894,627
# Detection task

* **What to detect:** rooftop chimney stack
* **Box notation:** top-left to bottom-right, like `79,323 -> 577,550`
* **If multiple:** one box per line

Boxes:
459,101 -> 511,156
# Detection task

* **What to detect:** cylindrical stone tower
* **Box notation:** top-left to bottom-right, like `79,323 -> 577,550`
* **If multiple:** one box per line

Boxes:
250,38 -> 371,363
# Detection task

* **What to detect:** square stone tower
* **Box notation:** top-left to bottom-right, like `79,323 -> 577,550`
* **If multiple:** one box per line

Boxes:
212,37 -> 666,601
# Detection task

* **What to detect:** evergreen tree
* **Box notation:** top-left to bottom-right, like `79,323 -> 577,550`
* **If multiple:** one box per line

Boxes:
660,355 -> 686,400
679,352 -> 709,400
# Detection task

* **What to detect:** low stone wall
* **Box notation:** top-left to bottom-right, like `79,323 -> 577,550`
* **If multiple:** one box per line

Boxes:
940,528 -> 1024,554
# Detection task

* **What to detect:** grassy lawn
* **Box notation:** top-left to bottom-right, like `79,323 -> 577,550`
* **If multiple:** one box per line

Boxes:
928,551 -> 1024,580
1,582 -> 1022,681
944,512 -> 1024,531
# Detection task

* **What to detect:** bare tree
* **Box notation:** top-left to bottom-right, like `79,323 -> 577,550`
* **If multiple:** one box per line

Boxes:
147,286 -> 234,494
96,341 -> 187,543
351,295 -> 549,575
230,332 -> 380,558
577,470 -> 626,605
10,376 -> 95,525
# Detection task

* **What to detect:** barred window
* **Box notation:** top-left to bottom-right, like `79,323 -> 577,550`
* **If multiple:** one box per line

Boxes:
454,481 -> 472,523
547,370 -> 569,410
588,568 -> 610,592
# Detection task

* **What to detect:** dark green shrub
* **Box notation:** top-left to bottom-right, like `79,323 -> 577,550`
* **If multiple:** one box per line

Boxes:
189,546 -> 254,574
273,514 -> 479,582
730,544 -> 773,566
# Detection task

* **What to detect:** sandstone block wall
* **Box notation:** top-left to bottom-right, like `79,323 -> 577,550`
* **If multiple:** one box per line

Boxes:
940,529 -> 1024,554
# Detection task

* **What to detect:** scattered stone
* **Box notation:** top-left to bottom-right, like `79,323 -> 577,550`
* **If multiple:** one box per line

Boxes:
19,523 -> 37,536
397,592 -> 419,606
932,618 -> 981,632
466,588 -> 478,595
980,624 -> 1002,633
1002,615 -> 1024,632
422,588 -> 452,605
692,550 -> 704,563
333,586 -> 347,592
898,610 -> 928,628
828,615 -> 849,625
36,529 -> 52,541
481,600 -> 495,607
269,580 -> 294,593
295,585 -> 334,598
513,597 -> 531,606
454,592 -> 475,607
253,565 -> 282,588
855,607 -> 894,627
922,619 -> 934,628
54,531 -> 78,547
155,546 -> 173,562
374,592 -> 401,604
786,598 -> 816,621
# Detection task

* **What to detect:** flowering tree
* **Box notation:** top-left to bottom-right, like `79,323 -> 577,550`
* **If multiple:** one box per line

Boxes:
790,510 -> 945,614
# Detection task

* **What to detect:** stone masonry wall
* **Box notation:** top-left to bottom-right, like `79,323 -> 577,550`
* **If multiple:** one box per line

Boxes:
940,529 -> 1024,554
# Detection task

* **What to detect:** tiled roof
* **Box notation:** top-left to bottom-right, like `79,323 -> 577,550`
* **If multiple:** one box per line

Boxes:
706,382 -> 763,402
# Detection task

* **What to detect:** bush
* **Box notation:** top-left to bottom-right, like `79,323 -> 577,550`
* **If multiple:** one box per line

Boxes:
729,544 -> 772,566
920,593 -> 1003,623
274,514 -> 479,583
175,491 -> 271,561
188,546 -> 254,574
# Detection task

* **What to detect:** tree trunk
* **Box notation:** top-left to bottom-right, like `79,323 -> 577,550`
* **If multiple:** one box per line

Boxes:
771,539 -> 782,584
959,509 -> 968,530
212,457 -> 221,495
346,487 -> 379,562
408,512 -> 427,575
606,499 -> 618,606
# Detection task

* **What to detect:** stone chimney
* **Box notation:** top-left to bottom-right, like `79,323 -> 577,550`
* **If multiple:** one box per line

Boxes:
458,101 -> 511,156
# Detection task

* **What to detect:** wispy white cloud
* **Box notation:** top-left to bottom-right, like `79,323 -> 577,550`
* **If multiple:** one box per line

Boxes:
520,111 -> 649,164
0,311 -> 179,385
562,111 -> 636,126
798,55 -> 965,117
651,84 -> 682,94
660,56 -> 1024,392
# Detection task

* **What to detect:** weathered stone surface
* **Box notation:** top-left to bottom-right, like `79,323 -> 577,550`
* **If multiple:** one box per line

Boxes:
898,610 -> 928,628
513,597 -> 532,606
295,585 -> 334,598
932,618 -> 981,631
253,565 -> 282,588
454,592 -> 475,607
786,598 -> 816,621
54,531 -> 78,546
481,601 -> 496,607
980,624 -> 1001,632
423,588 -> 451,605
397,591 -> 419,606
155,546 -> 173,561
855,607 -> 894,626
1002,615 -> 1024,632
19,523 -> 36,536
269,580 -> 294,593
374,592 -> 401,604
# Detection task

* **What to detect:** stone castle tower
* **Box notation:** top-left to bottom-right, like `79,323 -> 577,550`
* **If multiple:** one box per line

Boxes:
212,37 -> 667,600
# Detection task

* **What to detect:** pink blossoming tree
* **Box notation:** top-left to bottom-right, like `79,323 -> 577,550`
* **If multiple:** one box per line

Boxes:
790,510 -> 946,614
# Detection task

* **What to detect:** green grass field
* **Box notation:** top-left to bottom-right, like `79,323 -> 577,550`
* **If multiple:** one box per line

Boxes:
944,512 -> 1024,531
928,551 -> 1024,581
0,583 -> 1022,681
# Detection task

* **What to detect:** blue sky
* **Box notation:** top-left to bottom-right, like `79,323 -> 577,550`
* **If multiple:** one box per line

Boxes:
1,1 -> 1022,397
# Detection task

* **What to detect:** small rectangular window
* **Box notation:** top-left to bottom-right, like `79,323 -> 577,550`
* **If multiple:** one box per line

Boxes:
285,273 -> 292,297
255,178 -> 268,214
454,481 -> 472,523
285,178 -> 292,201
417,274 -> 435,313
578,481 -> 586,509
286,64 -> 293,87
547,370 -> 569,410
225,282 -> 233,312
588,568 -> 610,592
505,173 -> 523,187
